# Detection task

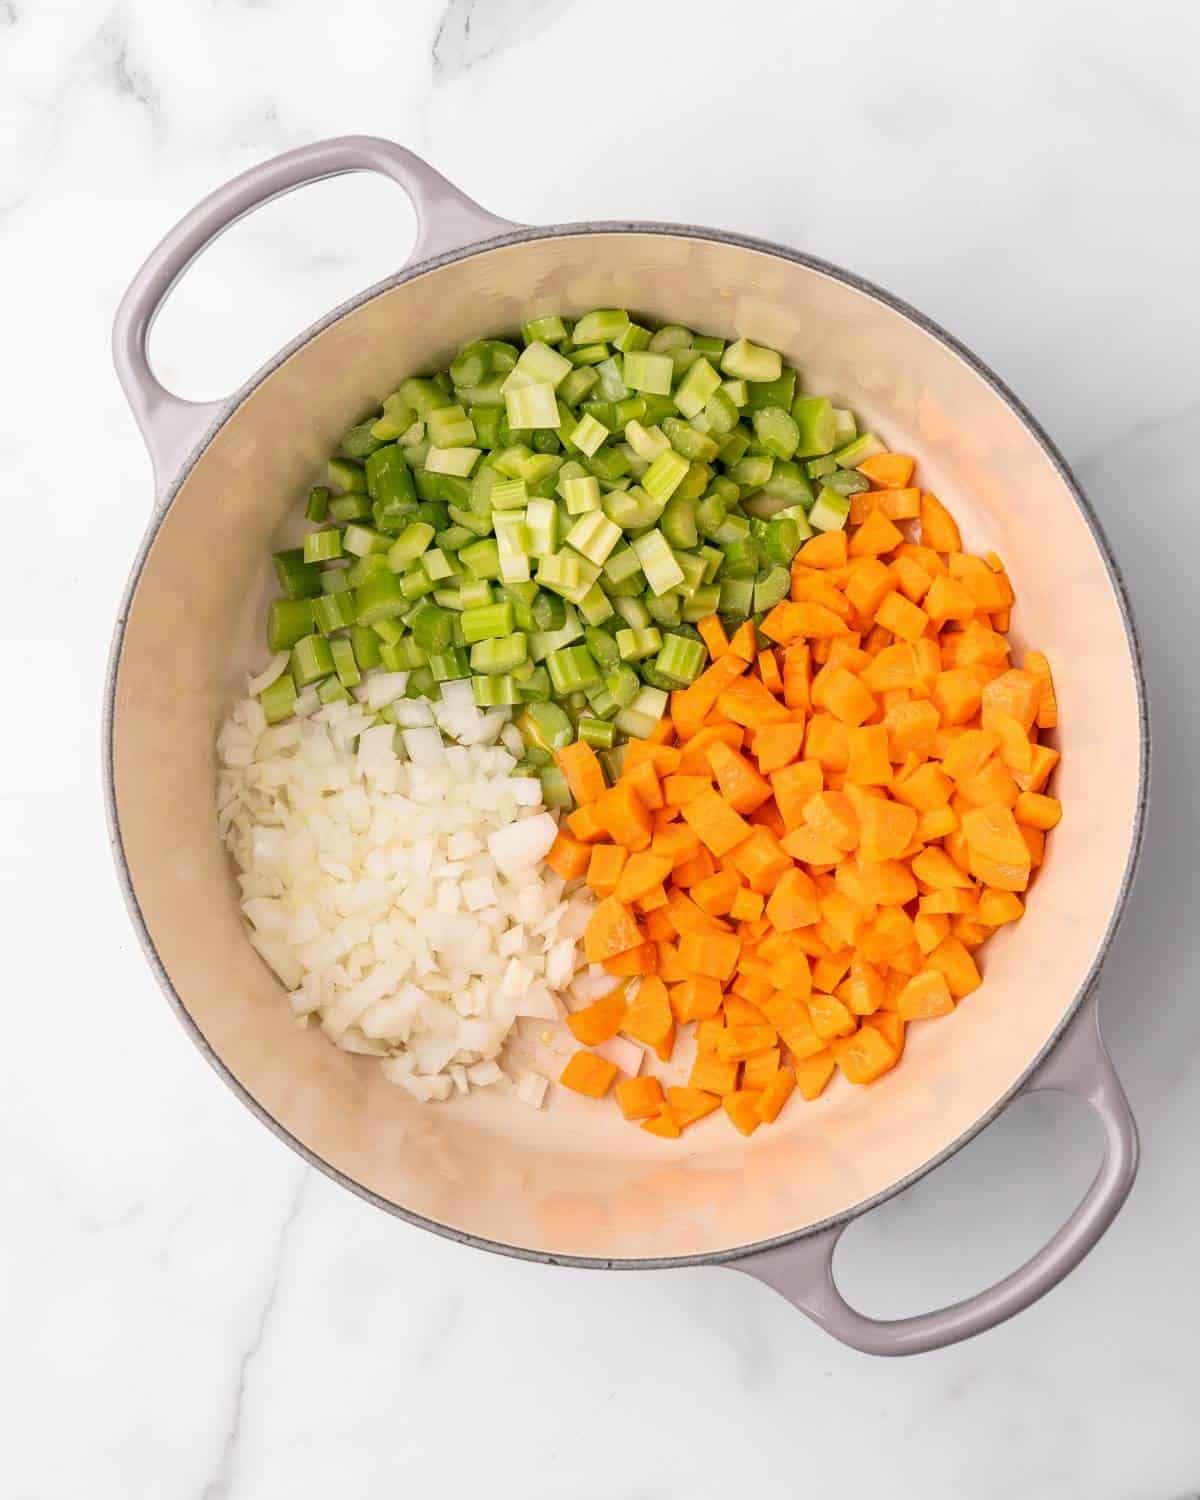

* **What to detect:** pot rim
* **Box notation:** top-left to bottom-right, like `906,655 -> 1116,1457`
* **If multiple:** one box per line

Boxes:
103,219 -> 1151,1270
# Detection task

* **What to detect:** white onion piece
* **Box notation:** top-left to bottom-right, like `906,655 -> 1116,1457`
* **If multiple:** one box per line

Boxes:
248,651 -> 290,696
517,1073 -> 549,1109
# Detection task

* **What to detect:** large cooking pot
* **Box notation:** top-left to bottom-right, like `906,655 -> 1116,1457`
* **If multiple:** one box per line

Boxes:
106,136 -> 1147,1356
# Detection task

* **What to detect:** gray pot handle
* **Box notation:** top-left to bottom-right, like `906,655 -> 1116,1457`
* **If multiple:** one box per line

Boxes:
112,134 -> 521,495
731,990 -> 1137,1356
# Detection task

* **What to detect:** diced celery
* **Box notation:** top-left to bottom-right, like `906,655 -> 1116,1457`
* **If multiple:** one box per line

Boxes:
754,565 -> 792,612
672,357 -> 722,419
303,529 -> 342,566
566,510 -> 622,566
752,405 -> 800,461
833,432 -> 887,466
328,457 -> 366,493
641,448 -> 690,504
682,584 -> 723,620
522,315 -> 568,345
259,672 -> 298,724
546,644 -> 602,693
424,445 -> 480,477
577,583 -> 615,625
562,474 -> 602,514
355,571 -> 407,624
428,647 -> 471,681
570,412 -> 609,457
648,325 -> 692,353
593,357 -> 630,402
525,497 -> 559,557
662,418 -> 720,463
655,633 -> 707,685
621,350 -> 674,396
461,600 -> 514,642
809,486 -> 852,532
311,592 -> 356,634
602,486 -> 664,531
729,454 -> 774,490
616,626 -> 663,662
273,549 -> 321,601
661,493 -> 698,550
614,323 -> 652,353
631,529 -> 685,596
350,625 -> 382,671
471,674 -> 520,707
721,338 -> 782,383
745,369 -> 797,413
791,396 -> 837,458
614,685 -> 668,739
291,633 -> 334,686
762,460 -> 813,508
470,633 -> 528,674
574,309 -> 630,343
267,599 -> 314,653
671,550 -> 707,597
505,383 -> 561,430
370,393 -> 418,441
559,367 -> 599,406
568,345 -> 608,366
832,408 -> 858,446
426,404 -> 477,448
512,339 -> 572,387
821,467 -> 871,497
577,715 -> 616,749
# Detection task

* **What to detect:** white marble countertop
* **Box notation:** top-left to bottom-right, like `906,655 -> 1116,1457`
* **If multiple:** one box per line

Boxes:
4,0 -> 1199,1494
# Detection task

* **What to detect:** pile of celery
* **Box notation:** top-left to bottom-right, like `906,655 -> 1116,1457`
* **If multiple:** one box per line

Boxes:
258,309 -> 883,803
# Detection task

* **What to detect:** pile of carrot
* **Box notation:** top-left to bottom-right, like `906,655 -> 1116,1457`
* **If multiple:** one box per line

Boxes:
544,456 -> 1061,1140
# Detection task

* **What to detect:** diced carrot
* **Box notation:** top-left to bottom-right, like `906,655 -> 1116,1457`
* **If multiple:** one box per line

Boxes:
925,575 -> 977,625
566,804 -> 606,843
978,889 -> 1024,926
566,989 -> 627,1046
742,1048 -> 781,1092
692,867 -> 741,917
920,492 -> 962,553
781,643 -> 812,710
876,591 -> 930,643
641,1104 -> 682,1138
586,842 -> 627,896
707,740 -> 774,813
857,452 -> 916,489
663,773 -> 712,806
820,667 -> 878,728
616,1075 -> 664,1120
689,1053 -> 739,1095
932,668 -> 982,726
594,781 -> 653,851
771,760 -> 825,830
717,675 -> 791,728
794,1050 -> 836,1100
614,851 -> 674,904
671,974 -> 724,1023
730,886 -> 764,922
897,968 -> 955,1020
857,798 -> 918,862
677,723 -> 744,776
667,1085 -> 722,1126
697,614 -> 730,660
1023,649 -> 1058,729
602,939 -> 658,977
584,897 -> 644,964
673,846 -> 716,888
624,759 -> 664,812
555,740 -> 607,804
681,786 -> 753,857
546,832 -> 591,880
723,1090 -> 764,1136
729,827 -> 793,892
804,713 -> 851,772
765,867 -> 820,932
620,975 -> 673,1051
664,887 -> 729,936
560,1050 -> 618,1098
849,506 -> 905,557
927,936 -> 982,998
651,823 -> 702,868
678,929 -> 741,981
795,531 -> 848,569
831,1026 -> 898,1085
757,649 -> 783,696
717,1024 -> 777,1061
981,669 -> 1041,735
756,1066 -> 797,1122
727,620 -> 757,661
624,740 -> 682,776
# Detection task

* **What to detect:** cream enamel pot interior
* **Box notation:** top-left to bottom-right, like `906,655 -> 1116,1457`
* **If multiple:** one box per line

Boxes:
106,137 -> 1147,1357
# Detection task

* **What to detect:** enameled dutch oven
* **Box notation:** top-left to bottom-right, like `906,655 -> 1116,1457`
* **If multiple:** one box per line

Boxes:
105,136 -> 1148,1356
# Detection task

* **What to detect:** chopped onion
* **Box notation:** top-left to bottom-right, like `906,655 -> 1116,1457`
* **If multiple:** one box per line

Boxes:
248,651 -> 290,696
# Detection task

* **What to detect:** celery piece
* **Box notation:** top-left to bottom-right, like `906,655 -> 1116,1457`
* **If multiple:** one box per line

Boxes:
311,592 -> 356,635
614,397 -> 648,429
306,486 -> 330,523
462,600 -> 514,643
672,356 -> 722,419
719,576 -> 754,616
695,494 -> 728,540
520,701 -> 574,752
399,377 -> 451,417
317,676 -> 350,706
822,467 -> 871,497
373,617 -> 405,647
584,682 -> 620,720
672,551 -> 707,598
471,674 -> 520,707
525,497 -> 559,557
578,715 -> 616,749
675,463 -> 711,503
614,322 -> 652,353
662,418 -> 720,463
546,644 -> 601,693
832,408 -> 858,447
605,665 -> 640,708
427,647 -> 471,682
259,671 -> 298,724
350,626 -> 382,671
566,510 -> 622,566
655,633 -> 706,685
272,549 -> 321,601
399,561 -> 438,601
460,538 -> 501,579
721,338 -> 782,383
522,315 -> 568,345
616,626 -> 663,662
600,486 -> 662,531
621,351 -> 673,396
641,448 -> 690,505
491,477 -> 529,511
772,503 -> 814,541
319,565 -> 349,595
577,583 -> 614,626
355,570 -> 407,624
562,474 -> 602,514
584,445 -> 631,483
538,765 -> 573,809
762,516 -> 803,565
614,685 -> 668,739
410,604 -> 454,653
718,427 -> 751,467
661,493 -> 699,550
448,505 -> 495,538
692,334 -> 725,361
513,339 -> 573,387
625,421 -> 671,464
713,512 -> 751,547
762,460 -> 813,508
745,369 -> 797,413
267,599 -> 315,653
458,376 -> 507,409
370,393 -> 418,441
593,357 -> 630,403
427,404 -> 477,448
567,344 -> 609,367
405,666 -> 439,700
435,525 -> 474,553
505,383 -> 560,430
531,591 -> 567,631
805,455 -> 838,480
631,530 -> 684,596
809,486 -> 852,532
570,412 -> 609,457
729,454 -> 774,491
502,582 -> 538,632
560,366 -> 599,407
722,535 -> 761,580
704,387 -> 740,435
342,524 -> 390,559
754,566 -> 792,613
470,409 -> 502,450
682,584 -> 723,621
328,456 -> 366,494
722,379 -> 749,408
450,343 -> 491,388
470,633 -> 528,674
752,406 -> 800,461
386,521 -> 435,573
833,432 -> 887,466
365,445 -> 417,511
646,590 -> 681,626
584,628 -> 621,673
574,309 -> 630,344
291,633 -> 334,686
457,579 -> 494,611
648,325 -> 692,353
518,666 -> 552,702
329,636 -> 361,689
425,446 -> 480,477
346,553 -> 390,589
602,544 -> 643,588
790,396 -> 837,458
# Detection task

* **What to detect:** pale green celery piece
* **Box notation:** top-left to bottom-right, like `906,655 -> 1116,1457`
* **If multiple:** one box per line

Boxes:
689,410 -> 713,435
674,461 -> 711,502
577,583 -> 615,626
471,674 -> 521,707
495,513 -> 533,583
671,550 -> 707,597
567,344 -> 609,366
424,446 -> 480,477
490,477 -> 529,510
559,366 -> 599,406
505,383 -> 561,430
641,448 -> 690,504
516,452 -> 563,485
566,510 -> 622,566
573,309 -> 629,344
457,579 -> 493,611
752,406 -> 801,461
702,381 -> 739,431
612,594 -> 652,630
528,603 -> 583,662
594,357 -> 631,402
729,454 -> 774,490
615,442 -> 648,479
697,543 -> 725,583
719,576 -> 754,616
720,338 -> 782,383
522,314 -> 568,344
457,377 -> 506,408
570,412 -> 609,457
450,342 -> 491,387
621,351 -> 674,396
562,474 -> 602,514
513,339 -> 572,387
790,396 -> 837,458
831,408 -> 858,446
494,444 -> 533,478
370,393 -> 418,441
672,357 -> 722,419
342,523 -> 390,558
753,565 -> 791,613
398,377 -> 452,416
661,418 -> 720,463
426,404 -> 477,447
613,685 -> 668,738
328,457 -> 366,493
631,529 -> 685,595
422,548 -> 454,581
470,633 -> 528,675
615,625 -> 663,662
647,325 -> 693,353
808,486 -> 852,532
602,485 -> 664,531
602,544 -> 642,586
833,432 -> 887,466
525,497 -> 559,556
692,334 -> 725,361
722,378 -> 748,407
535,550 -> 583,597
654,633 -> 706,685
625,421 -> 671,463
670,347 -> 703,378
260,672 -> 298,724
682,584 -> 722,621
614,322 -> 652,353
